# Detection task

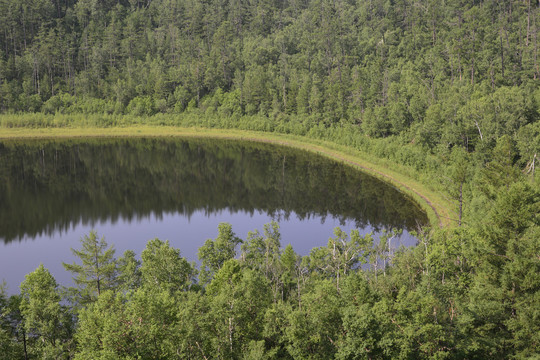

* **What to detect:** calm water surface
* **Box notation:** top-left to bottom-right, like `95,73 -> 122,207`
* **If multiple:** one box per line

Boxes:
0,138 -> 428,293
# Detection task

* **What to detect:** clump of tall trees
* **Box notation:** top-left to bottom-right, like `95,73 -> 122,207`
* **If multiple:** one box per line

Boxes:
1,194 -> 538,359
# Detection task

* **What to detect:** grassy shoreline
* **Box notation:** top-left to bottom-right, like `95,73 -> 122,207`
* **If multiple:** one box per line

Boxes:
0,125 -> 453,228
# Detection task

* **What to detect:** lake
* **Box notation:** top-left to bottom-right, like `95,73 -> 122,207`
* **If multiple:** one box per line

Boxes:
0,137 -> 428,293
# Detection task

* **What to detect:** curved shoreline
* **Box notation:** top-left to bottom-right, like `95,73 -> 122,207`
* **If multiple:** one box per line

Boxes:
0,126 -> 453,228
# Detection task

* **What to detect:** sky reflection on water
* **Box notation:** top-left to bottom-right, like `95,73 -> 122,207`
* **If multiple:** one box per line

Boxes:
0,138 -> 426,293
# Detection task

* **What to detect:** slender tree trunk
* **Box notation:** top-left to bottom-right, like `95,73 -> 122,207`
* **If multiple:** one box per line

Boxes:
432,19 -> 436,45
528,153 -> 537,181
228,316 -> 233,355
459,182 -> 463,226
84,34 -> 89,71
535,9 -> 539,79
23,327 -> 28,360
297,276 -> 301,309
490,65 -> 495,89
95,242 -> 101,296
221,47 -> 228,87
3,28 -> 8,56
533,154 -> 536,181
50,0 -> 58,17
458,50 -> 462,81
449,45 -> 455,83
22,13 -> 27,50
474,118 -> 483,141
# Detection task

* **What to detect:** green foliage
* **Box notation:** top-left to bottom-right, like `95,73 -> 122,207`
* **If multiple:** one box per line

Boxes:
516,121 -> 540,182
20,264 -> 73,358
478,135 -> 522,200
116,250 -> 142,292
0,0 -> 539,353
122,287 -> 180,358
0,284 -> 24,358
310,227 -> 372,290
458,182 -> 540,358
1,212 -> 538,359
198,222 -> 243,284
127,96 -> 156,116
444,146 -> 471,225
0,0 -> 537,169
140,238 -> 196,292
337,274 -> 382,359
206,260 -> 272,358
74,291 -> 131,359
20,265 -> 61,344
284,279 -> 341,359
240,223 -> 302,303
63,231 -> 118,305
172,291 -> 214,358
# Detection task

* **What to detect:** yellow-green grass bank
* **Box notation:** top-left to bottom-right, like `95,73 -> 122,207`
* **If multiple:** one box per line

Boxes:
0,125 -> 454,228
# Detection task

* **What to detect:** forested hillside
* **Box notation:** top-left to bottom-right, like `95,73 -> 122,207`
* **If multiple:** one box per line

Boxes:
0,0 -> 539,358
0,0 -> 539,146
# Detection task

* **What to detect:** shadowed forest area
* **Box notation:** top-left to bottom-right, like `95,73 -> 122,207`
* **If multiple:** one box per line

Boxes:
0,0 -> 539,358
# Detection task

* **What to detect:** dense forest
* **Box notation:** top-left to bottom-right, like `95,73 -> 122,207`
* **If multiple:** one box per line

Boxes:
0,0 -> 539,146
0,0 -> 539,358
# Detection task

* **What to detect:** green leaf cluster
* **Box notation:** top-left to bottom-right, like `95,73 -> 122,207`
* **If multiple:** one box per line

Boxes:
0,197 -> 537,359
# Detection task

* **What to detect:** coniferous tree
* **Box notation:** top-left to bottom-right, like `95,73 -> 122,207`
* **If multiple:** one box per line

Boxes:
63,230 -> 117,305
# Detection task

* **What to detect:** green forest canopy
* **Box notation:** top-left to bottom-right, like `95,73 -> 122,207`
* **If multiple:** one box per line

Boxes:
1,204 -> 539,359
0,0 -> 538,145
0,0 -> 539,358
